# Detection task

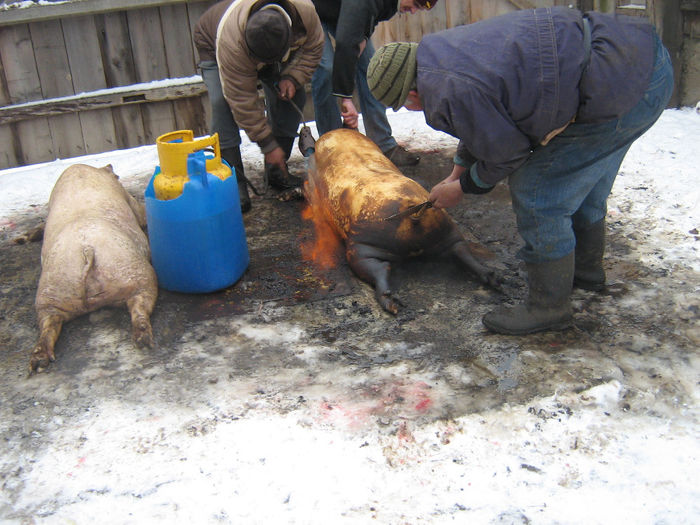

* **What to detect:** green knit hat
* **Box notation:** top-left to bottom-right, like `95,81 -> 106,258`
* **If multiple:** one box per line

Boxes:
367,42 -> 418,111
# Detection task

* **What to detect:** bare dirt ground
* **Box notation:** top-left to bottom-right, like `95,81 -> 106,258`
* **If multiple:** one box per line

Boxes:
1,147 -> 698,522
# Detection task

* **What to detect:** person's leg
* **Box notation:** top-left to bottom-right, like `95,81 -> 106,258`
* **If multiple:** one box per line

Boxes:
200,61 -> 250,211
355,40 -> 395,152
484,36 -> 673,334
199,61 -> 241,150
572,34 -> 674,291
356,40 -> 419,166
311,23 -> 342,136
261,82 -> 305,189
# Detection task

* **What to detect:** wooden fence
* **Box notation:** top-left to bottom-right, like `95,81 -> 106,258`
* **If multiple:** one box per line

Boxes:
0,0 -> 218,169
0,0 -> 696,170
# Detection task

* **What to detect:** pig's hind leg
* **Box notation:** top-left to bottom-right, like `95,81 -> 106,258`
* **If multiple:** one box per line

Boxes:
126,266 -> 158,348
126,290 -> 156,349
30,310 -> 65,373
346,242 -> 403,314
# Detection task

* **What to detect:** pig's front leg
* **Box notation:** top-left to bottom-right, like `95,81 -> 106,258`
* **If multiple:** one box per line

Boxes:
450,240 -> 502,291
346,242 -> 403,315
30,312 -> 65,373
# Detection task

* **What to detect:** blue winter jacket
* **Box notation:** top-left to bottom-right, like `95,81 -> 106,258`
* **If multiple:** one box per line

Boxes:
416,7 -> 656,187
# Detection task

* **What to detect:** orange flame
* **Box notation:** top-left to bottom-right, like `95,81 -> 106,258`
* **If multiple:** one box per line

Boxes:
300,184 -> 343,270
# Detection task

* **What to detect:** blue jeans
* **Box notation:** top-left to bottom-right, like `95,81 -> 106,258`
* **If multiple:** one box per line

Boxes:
200,60 -> 305,152
311,22 -> 397,153
508,34 -> 674,264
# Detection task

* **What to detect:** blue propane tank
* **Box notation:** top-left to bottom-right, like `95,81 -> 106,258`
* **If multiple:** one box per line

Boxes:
145,147 -> 249,293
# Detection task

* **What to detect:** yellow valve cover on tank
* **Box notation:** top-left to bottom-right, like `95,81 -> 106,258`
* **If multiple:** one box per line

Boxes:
153,130 -> 232,200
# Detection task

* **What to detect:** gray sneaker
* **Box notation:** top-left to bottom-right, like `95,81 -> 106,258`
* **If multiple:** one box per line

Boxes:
385,145 -> 420,166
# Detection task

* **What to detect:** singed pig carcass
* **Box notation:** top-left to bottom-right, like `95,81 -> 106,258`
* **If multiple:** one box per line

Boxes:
30,164 -> 157,373
306,128 -> 500,314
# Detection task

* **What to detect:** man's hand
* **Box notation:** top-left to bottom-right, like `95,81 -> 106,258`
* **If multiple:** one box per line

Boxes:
429,180 -> 464,209
435,164 -> 466,187
264,147 -> 288,173
340,98 -> 359,129
277,79 -> 296,100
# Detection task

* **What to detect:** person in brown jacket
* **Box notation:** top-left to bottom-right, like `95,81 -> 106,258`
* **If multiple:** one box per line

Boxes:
194,0 -> 323,213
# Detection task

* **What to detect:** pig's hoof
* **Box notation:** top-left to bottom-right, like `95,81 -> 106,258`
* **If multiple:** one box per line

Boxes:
133,320 -> 154,349
29,350 -> 54,374
378,291 -> 401,315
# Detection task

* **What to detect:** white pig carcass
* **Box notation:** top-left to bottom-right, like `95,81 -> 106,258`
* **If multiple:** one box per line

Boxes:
30,164 -> 157,373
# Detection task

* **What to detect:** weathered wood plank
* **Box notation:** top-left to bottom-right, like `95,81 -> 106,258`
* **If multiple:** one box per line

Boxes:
63,14 -> 118,156
0,24 -> 42,103
111,104 -> 147,149
79,110 -> 118,154
94,11 -> 145,149
0,0 -> 212,27
29,19 -> 86,158
128,7 -> 176,138
128,7 -> 169,82
142,101 -> 178,143
160,4 -> 197,77
63,15 -> 107,92
187,1 -> 217,64
96,11 -> 137,87
443,0 -> 469,27
174,96 -> 207,136
16,118 -> 56,165
28,20 -> 70,97
0,125 -> 19,169
507,0 -> 536,10
0,23 -> 55,165
0,81 -> 207,125
0,25 -> 20,168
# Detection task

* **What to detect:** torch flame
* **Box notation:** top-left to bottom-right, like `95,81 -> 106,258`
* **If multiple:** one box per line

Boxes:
300,182 -> 342,270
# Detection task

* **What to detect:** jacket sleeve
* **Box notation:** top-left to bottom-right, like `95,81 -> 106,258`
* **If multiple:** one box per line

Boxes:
331,0 -> 381,97
422,73 -> 533,186
282,1 -> 324,89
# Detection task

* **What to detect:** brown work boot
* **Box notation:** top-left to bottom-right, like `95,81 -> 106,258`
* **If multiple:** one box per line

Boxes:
385,145 -> 420,167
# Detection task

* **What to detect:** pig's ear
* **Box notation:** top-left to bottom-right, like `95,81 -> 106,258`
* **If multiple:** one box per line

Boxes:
101,164 -> 116,176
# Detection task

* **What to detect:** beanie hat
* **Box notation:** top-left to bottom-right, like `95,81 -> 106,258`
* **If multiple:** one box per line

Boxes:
367,42 -> 418,111
245,5 -> 292,63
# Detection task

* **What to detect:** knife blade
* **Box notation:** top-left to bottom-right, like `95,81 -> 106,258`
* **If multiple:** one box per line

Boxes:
383,201 -> 433,221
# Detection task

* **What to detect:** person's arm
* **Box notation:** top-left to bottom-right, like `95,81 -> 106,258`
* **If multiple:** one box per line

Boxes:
331,0 -> 377,98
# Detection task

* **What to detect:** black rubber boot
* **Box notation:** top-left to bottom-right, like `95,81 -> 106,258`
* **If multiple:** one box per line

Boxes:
265,136 -> 303,190
265,163 -> 303,190
221,147 -> 251,213
573,219 -> 606,291
482,252 -> 574,335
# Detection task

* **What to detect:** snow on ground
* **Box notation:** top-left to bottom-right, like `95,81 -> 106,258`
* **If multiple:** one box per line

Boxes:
1,108 -> 699,523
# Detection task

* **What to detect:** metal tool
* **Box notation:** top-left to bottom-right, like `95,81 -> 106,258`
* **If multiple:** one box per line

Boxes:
285,97 -> 315,157
383,201 -> 434,221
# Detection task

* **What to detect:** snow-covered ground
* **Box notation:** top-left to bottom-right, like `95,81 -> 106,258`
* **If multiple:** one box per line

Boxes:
1,108 -> 698,523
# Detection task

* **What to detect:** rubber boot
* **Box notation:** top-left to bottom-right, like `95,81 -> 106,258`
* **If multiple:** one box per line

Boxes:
221,147 -> 251,213
265,163 -> 303,190
573,219 -> 606,291
482,252 -> 574,335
